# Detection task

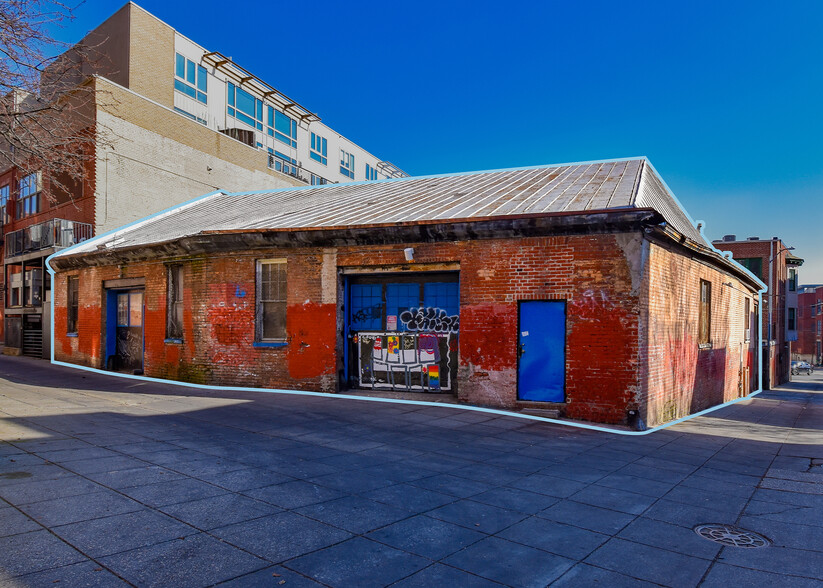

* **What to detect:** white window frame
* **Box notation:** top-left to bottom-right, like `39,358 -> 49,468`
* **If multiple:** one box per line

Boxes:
340,149 -> 355,179
310,132 -> 328,165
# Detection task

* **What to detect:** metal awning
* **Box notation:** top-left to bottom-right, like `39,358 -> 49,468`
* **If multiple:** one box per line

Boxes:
201,51 -> 320,123
377,161 -> 409,178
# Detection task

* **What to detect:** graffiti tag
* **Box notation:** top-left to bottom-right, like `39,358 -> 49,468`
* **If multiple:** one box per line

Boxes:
399,307 -> 459,333
352,304 -> 381,325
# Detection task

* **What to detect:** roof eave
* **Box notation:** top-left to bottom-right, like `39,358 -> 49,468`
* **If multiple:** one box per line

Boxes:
49,208 -> 663,271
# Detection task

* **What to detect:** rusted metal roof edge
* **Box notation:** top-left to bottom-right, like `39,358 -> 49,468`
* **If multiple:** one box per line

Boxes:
49,208 -> 663,270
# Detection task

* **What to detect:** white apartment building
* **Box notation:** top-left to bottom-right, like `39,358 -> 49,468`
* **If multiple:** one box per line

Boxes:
172,28 -> 406,187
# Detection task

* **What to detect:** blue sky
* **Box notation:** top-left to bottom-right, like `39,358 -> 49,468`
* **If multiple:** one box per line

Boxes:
56,0 -> 822,282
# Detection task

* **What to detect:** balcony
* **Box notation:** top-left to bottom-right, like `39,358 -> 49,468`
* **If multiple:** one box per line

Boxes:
4,218 -> 93,259
267,153 -> 331,186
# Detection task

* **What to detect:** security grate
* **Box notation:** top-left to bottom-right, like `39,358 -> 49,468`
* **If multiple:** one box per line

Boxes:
693,524 -> 770,548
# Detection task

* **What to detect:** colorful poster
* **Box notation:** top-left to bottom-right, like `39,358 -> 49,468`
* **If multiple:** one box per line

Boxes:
428,365 -> 440,389
386,315 -> 397,330
387,336 -> 400,355
373,337 -> 382,351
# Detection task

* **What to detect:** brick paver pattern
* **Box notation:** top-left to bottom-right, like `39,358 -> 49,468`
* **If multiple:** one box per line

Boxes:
1,356 -> 822,587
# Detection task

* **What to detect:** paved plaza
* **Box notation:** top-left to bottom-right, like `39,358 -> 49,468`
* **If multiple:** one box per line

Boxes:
1,356 -> 822,587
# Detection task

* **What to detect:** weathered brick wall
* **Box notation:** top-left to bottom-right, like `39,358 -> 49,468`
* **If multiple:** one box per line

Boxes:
642,242 -> 758,427
54,232 -> 646,423
713,238 -> 792,386
54,264 -> 119,366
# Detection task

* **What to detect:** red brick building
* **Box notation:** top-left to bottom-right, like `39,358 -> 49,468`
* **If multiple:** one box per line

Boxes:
49,159 -> 762,427
711,236 -> 804,388
796,285 -> 823,365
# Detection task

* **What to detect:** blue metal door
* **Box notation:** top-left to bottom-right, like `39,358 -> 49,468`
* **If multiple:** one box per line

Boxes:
518,301 -> 566,402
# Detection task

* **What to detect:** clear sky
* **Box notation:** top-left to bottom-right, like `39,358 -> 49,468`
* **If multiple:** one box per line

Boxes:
53,0 -> 823,282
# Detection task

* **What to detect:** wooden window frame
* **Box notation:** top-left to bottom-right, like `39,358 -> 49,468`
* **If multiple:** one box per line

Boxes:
699,279 -> 712,347
67,276 -> 79,335
166,265 -> 184,340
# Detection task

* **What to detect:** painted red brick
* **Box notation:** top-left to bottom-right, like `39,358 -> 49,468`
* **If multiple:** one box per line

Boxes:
53,230 -> 758,426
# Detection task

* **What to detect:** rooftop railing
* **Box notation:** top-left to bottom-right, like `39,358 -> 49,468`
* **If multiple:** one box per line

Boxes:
4,218 -> 93,258
267,153 -> 331,186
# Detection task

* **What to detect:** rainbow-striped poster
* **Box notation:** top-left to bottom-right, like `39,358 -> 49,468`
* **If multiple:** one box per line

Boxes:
428,365 -> 440,389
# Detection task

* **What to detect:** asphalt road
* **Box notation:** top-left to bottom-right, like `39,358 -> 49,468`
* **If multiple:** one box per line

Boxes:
1,356 -> 822,587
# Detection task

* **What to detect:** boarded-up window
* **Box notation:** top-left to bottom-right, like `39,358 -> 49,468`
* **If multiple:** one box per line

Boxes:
67,276 -> 79,334
699,280 -> 711,345
257,259 -> 287,341
167,265 -> 184,339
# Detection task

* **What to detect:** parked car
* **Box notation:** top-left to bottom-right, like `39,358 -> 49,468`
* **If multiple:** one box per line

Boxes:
791,361 -> 814,375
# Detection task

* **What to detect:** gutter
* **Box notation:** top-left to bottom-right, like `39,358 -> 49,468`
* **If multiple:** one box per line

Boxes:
646,223 -> 763,293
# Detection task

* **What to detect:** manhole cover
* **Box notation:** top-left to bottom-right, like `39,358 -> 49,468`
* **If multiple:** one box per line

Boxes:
693,524 -> 770,548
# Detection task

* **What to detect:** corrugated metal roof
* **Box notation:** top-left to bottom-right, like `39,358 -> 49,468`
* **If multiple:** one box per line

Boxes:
58,157 -> 706,257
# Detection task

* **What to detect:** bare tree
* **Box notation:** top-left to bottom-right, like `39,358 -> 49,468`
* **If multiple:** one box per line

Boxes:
0,0 -> 112,205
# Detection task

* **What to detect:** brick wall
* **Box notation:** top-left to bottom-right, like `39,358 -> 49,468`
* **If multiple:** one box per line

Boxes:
54,264 -> 118,365
127,4 -> 174,108
53,232 -> 648,424
796,286 -> 823,363
713,238 -> 791,386
643,242 -> 758,427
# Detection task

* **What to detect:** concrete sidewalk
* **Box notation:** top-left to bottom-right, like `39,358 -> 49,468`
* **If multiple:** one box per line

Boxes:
1,356 -> 822,587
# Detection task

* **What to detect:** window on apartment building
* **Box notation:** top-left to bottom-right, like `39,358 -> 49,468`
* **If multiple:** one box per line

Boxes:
699,280 -> 711,345
269,108 -> 297,147
173,107 -> 207,125
788,269 -> 797,291
737,257 -> 762,280
310,132 -> 327,164
365,163 -> 378,181
174,53 -> 207,104
17,172 -> 41,218
166,265 -> 184,340
340,150 -> 355,179
0,183 -> 9,224
311,174 -> 328,186
788,308 -> 796,331
67,276 -> 79,335
744,298 -> 751,342
227,82 -> 263,130
256,259 -> 287,341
